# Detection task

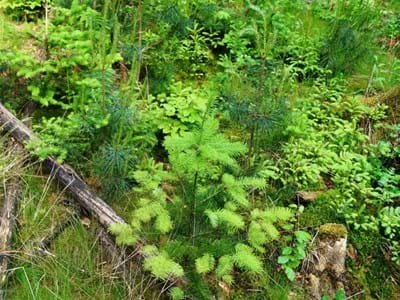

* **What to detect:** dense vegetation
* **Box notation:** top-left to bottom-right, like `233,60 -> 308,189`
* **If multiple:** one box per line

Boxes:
0,0 -> 399,299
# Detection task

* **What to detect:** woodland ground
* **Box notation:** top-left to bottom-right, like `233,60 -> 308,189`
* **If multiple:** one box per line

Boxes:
0,0 -> 400,299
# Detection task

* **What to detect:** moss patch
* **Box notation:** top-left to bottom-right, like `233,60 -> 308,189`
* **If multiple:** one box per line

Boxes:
319,223 -> 348,238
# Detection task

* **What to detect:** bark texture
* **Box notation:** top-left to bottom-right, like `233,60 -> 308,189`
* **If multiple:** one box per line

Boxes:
0,178 -> 20,291
305,223 -> 348,299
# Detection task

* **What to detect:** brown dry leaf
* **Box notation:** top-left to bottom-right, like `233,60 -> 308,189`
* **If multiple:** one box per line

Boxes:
296,191 -> 323,203
81,217 -> 91,227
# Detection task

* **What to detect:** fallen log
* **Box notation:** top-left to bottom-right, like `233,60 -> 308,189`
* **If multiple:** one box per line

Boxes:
0,102 -> 126,228
0,110 -> 34,298
0,177 -> 20,297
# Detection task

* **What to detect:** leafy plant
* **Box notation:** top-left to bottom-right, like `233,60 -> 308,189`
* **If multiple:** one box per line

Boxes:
278,230 -> 311,281
110,114 -> 296,297
0,0 -> 44,20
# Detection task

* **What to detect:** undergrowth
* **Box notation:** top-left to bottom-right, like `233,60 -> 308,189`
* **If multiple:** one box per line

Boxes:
0,0 -> 399,299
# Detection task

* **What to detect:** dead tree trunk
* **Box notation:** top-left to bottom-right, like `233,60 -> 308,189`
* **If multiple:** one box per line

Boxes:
0,177 -> 20,297
0,107 -> 35,298
0,102 -> 126,228
305,223 -> 348,299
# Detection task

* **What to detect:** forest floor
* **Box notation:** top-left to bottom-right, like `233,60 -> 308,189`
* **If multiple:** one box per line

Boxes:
1,1 -> 400,299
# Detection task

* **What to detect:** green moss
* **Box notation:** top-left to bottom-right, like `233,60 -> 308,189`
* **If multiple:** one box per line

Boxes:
350,230 -> 382,259
319,223 -> 347,238
299,194 -> 342,229
347,230 -> 400,299
348,256 -> 397,299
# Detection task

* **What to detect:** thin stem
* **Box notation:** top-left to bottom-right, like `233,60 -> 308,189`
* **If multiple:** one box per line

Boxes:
136,0 -> 143,83
192,171 -> 198,245
44,0 -> 49,59
247,125 -> 255,169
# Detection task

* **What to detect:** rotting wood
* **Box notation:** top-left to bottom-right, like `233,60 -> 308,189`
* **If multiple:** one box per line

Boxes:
0,177 -> 20,298
0,102 -> 126,228
296,191 -> 323,203
304,223 -> 348,299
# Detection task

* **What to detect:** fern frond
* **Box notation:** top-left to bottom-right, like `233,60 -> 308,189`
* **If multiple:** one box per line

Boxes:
155,210 -> 173,234
169,287 -> 185,300
239,177 -> 266,189
222,174 -> 248,207
164,118 -> 247,178
144,252 -> 184,279
261,221 -> 280,241
262,207 -> 293,223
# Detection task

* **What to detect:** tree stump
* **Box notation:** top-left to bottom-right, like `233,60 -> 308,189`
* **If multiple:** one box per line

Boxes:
306,223 -> 348,299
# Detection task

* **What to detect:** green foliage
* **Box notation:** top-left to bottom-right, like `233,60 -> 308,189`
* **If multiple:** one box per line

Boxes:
278,230 -> 311,281
233,243 -> 263,274
206,208 -> 245,231
2,0 -> 400,298
0,0 -> 43,20
2,0 -> 118,161
195,253 -> 215,274
169,287 -> 185,300
379,207 -> 400,264
111,114 -> 295,295
142,246 -> 184,280
215,255 -> 234,282
322,289 -> 346,300
109,223 -> 137,246
248,207 -> 293,253
320,0 -> 380,75
274,79 -> 400,272
151,81 -> 209,134
164,118 -> 247,176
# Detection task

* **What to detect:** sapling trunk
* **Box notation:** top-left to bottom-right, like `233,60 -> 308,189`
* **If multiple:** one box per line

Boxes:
191,171 -> 198,245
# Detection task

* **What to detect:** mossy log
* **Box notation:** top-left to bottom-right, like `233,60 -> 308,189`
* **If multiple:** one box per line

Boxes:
305,223 -> 348,299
